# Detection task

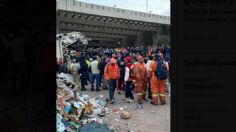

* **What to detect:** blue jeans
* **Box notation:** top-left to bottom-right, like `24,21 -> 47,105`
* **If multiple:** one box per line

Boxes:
108,79 -> 117,101
90,73 -> 101,90
125,81 -> 134,99
99,74 -> 103,87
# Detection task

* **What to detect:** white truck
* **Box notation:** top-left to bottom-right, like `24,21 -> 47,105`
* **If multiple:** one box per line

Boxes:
56,32 -> 91,60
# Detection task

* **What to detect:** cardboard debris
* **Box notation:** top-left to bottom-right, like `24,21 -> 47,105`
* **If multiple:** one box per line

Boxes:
84,102 -> 94,115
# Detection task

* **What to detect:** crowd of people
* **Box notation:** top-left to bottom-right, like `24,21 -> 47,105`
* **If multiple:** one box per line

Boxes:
57,45 -> 171,107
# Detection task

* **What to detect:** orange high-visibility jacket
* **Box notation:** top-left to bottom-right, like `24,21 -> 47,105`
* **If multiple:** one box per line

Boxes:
104,64 -> 120,80
133,62 -> 147,80
147,61 -> 157,80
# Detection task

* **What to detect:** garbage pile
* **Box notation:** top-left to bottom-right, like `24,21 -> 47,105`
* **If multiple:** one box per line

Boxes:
56,73 -> 111,132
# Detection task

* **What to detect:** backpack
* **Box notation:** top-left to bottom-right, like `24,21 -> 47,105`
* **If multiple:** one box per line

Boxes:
155,58 -> 168,80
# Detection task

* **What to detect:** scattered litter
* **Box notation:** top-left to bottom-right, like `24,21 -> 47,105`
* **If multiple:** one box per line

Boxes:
119,107 -> 124,111
79,123 -> 111,132
120,111 -> 130,119
69,121 -> 79,128
112,108 -> 119,113
57,73 -> 113,131
115,118 -> 119,122
93,108 -> 102,115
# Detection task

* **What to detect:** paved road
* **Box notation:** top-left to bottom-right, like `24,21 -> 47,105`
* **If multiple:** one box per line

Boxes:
81,85 -> 170,132
0,78 -> 170,132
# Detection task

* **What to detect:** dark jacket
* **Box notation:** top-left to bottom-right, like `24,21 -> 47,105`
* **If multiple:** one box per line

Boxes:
99,60 -> 107,75
62,63 -> 68,73
119,63 -> 126,78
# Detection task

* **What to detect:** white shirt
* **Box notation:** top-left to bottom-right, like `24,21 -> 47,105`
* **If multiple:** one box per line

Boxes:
90,60 -> 100,74
124,67 -> 130,81
146,60 -> 152,69
72,63 -> 80,73
164,61 -> 169,71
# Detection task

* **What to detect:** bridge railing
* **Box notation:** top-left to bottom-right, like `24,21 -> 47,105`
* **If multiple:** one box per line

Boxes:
57,0 -> 170,25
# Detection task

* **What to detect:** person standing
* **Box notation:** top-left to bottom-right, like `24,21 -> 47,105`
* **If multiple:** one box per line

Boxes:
104,58 -> 120,104
146,56 -> 153,100
147,56 -> 159,105
164,45 -> 171,95
57,58 -> 64,73
80,56 -> 88,91
67,59 -> 72,75
85,57 -> 91,84
90,57 -> 101,91
124,56 -> 134,103
97,56 -> 102,87
99,57 -> 108,90
155,53 -> 168,105
71,59 -> 80,87
133,56 -> 147,108
118,57 -> 126,94
62,60 -> 68,74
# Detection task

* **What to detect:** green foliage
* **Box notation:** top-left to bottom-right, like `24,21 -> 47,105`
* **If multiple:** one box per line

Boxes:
156,35 -> 170,46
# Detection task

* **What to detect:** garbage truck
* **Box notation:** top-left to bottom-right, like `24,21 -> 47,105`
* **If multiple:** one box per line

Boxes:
56,32 -> 91,60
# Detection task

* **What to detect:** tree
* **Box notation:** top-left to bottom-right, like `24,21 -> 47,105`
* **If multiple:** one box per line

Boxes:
156,35 -> 170,47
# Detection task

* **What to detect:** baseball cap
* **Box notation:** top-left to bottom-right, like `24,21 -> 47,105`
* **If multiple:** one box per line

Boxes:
125,56 -> 132,63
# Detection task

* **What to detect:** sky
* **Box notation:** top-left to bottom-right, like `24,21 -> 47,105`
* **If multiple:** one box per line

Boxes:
78,0 -> 170,16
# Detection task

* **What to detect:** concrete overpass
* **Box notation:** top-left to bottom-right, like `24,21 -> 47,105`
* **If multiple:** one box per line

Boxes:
57,0 -> 170,47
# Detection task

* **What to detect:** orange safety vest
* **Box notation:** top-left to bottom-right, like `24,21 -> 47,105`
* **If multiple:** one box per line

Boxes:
104,64 -> 120,80
133,62 -> 147,80
148,61 -> 157,79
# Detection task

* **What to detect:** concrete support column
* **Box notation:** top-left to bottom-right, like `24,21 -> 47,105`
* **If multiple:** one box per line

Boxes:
152,32 -> 158,46
154,26 -> 164,46
157,26 -> 163,35
56,1 -> 59,34
121,36 -> 128,47
57,19 -> 60,34
136,32 -> 144,47
127,36 -> 135,47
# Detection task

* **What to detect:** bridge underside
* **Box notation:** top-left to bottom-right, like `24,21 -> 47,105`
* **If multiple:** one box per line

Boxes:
57,10 -> 170,48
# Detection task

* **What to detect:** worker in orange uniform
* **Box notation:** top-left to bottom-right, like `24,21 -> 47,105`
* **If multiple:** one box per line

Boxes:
104,58 -> 120,104
147,56 -> 159,105
155,53 -> 168,105
133,56 -> 147,108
